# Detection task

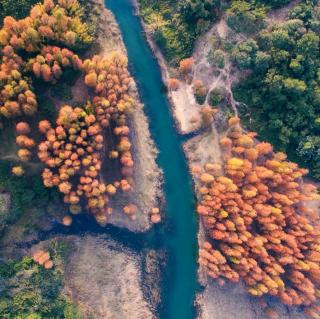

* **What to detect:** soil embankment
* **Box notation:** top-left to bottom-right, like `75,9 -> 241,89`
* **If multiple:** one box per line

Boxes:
85,0 -> 163,232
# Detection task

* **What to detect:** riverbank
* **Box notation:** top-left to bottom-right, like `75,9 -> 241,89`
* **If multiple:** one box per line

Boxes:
132,0 -> 203,135
63,235 -> 159,318
78,0 -> 163,232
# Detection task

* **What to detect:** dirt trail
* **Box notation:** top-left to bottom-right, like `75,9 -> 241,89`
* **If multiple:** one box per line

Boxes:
267,0 -> 301,24
193,17 -> 239,117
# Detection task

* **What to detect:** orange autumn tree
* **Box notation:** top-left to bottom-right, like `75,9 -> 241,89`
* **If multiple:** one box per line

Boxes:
196,117 -> 320,315
38,105 -> 112,225
0,0 -> 141,226
83,53 -> 136,182
179,57 -> 194,76
36,52 -> 138,225
167,78 -> 180,91
0,0 -> 92,120
27,46 -> 83,83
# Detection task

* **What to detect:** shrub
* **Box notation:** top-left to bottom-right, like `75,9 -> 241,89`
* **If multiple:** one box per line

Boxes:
209,87 -> 225,106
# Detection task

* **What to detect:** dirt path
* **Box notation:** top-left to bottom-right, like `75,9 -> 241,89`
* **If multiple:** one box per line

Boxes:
267,0 -> 301,24
193,17 -> 240,116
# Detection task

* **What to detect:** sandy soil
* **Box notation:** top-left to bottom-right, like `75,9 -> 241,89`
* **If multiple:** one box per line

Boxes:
63,235 -> 156,319
87,0 -> 162,232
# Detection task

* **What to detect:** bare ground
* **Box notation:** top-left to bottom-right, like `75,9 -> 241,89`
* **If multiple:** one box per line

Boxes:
63,235 -> 156,319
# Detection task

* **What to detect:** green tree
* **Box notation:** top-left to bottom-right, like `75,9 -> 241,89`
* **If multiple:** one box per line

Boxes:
0,0 -> 38,23
207,49 -> 225,68
232,39 -> 258,69
226,0 -> 266,34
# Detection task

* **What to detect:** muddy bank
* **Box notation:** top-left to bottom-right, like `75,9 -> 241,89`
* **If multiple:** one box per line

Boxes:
84,0 -> 163,232
63,235 -> 159,319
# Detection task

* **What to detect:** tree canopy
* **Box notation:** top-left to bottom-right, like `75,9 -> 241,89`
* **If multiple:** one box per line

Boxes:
233,1 -> 320,179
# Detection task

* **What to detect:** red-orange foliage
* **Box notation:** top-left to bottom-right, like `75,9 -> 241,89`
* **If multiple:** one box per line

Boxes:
0,0 -> 92,52
33,250 -> 54,269
167,78 -> 180,91
16,135 -> 35,148
83,53 -> 134,113
179,57 -> 194,75
200,105 -> 217,126
38,120 -> 51,134
1,0 -> 139,228
197,117 -> 320,311
16,122 -> 31,135
38,105 -> 110,220
28,46 -> 82,83
0,0 -> 92,120
193,79 -> 207,95
0,45 -> 37,117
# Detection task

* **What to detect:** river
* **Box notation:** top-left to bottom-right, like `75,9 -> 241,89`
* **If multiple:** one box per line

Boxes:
106,0 -> 199,318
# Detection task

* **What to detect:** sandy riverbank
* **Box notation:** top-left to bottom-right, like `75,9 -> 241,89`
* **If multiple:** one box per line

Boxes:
86,0 -> 163,232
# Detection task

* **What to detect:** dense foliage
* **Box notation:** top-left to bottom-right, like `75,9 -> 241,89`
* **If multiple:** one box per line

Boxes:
196,117 -> 320,314
233,1 -> 320,178
0,0 -> 38,23
139,0 -> 220,63
0,160 -> 58,233
0,0 -> 93,228
226,0 -> 266,34
0,242 -> 82,318
0,0 -> 139,226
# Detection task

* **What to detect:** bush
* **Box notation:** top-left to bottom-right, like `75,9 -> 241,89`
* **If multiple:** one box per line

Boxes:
209,88 -> 225,106
207,49 -> 225,68
226,0 -> 266,34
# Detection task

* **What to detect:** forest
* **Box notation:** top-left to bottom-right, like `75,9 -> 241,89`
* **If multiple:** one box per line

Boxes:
139,0 -> 221,63
233,1 -> 320,179
0,240 -> 83,318
196,117 -> 320,317
149,0 -> 320,180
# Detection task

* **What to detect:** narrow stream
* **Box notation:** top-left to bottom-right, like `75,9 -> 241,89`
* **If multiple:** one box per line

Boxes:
106,0 -> 199,318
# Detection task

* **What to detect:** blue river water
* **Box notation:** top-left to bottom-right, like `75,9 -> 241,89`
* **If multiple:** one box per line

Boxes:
106,0 -> 200,318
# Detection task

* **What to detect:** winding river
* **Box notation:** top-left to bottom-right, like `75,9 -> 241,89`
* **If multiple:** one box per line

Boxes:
106,0 -> 199,318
